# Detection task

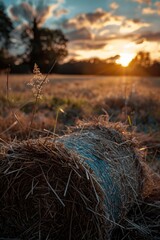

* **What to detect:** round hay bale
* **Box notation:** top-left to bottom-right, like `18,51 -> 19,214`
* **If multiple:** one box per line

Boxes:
0,122 -> 144,239
57,123 -> 143,222
0,140 -> 106,239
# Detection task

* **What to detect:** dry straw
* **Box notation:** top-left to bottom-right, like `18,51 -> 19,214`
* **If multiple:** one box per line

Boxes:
0,119 -> 159,239
0,138 -> 106,239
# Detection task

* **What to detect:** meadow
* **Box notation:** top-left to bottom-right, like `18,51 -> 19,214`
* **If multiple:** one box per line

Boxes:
0,73 -> 160,239
0,74 -> 159,165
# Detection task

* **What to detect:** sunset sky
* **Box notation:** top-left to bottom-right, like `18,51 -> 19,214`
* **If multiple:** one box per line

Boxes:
4,0 -> 160,63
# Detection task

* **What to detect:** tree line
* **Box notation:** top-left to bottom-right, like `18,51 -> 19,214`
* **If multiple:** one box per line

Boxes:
57,52 -> 160,76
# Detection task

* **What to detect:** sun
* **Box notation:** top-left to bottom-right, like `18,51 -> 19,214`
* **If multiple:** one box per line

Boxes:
116,53 -> 134,67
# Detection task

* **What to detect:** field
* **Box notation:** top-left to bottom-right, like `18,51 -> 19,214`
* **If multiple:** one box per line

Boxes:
0,74 -> 160,239
0,74 -> 159,165
0,73 -> 159,170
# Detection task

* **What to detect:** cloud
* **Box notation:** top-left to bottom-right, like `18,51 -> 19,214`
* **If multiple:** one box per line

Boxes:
63,8 -> 150,40
82,8 -> 107,24
69,40 -> 107,50
53,9 -> 68,18
37,4 -> 59,25
8,2 -> 35,23
83,41 -> 107,50
142,7 -> 160,15
155,1 -> 160,8
63,8 -> 124,31
142,7 -> 156,14
66,51 -> 81,60
63,6 -> 159,61
110,2 -> 119,10
99,30 -> 160,43
62,7 -> 151,58
8,1 -> 65,26
63,9 -> 106,30
135,38 -> 145,44
41,4 -> 64,25
142,4 -> 160,15
107,55 -> 120,61
67,31 -> 160,61
120,19 -> 150,34
66,36 -> 109,60
132,0 -> 151,4
141,32 -> 160,41
66,28 -> 92,41
67,40 -> 109,60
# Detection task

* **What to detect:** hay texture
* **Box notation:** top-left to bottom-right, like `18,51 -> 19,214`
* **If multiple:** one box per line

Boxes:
57,123 -> 142,222
0,121 -> 159,239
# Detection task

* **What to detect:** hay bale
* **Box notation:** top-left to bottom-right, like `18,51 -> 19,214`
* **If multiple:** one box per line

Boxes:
0,121 -> 157,239
57,123 -> 142,222
0,139 -> 106,239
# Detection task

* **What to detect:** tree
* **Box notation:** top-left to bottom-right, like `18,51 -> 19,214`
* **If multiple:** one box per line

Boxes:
130,51 -> 151,68
0,1 -> 68,71
7,0 -> 68,72
0,1 -> 13,69
23,18 -> 68,70
0,1 -> 13,48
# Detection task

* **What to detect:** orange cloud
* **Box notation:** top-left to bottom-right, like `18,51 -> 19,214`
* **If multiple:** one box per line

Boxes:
142,7 -> 156,14
110,2 -> 119,10
64,8 -> 124,31
132,0 -> 151,4
63,8 -> 154,61
140,32 -> 160,41
120,19 -> 150,34
142,7 -> 160,15
63,8 -> 150,46
155,1 -> 160,8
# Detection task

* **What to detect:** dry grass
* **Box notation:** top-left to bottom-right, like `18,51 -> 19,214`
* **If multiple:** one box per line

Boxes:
0,132 -> 107,239
0,123 -> 143,238
0,74 -> 159,136
0,74 -> 159,239
0,120 -> 160,239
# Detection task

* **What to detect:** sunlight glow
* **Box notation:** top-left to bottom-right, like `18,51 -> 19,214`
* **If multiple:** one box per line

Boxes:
116,53 -> 134,67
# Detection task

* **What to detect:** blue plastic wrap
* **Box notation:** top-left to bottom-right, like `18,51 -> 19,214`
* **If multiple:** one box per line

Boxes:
58,131 -> 122,222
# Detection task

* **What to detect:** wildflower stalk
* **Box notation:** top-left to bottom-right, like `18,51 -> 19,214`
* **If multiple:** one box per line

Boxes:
28,61 -> 56,139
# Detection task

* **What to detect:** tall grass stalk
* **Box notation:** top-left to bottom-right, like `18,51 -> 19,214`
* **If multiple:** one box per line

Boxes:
6,66 -> 10,103
53,108 -> 64,134
28,61 -> 56,139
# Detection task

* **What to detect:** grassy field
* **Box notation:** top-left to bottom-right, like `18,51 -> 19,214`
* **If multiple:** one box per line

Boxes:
0,73 -> 160,239
0,74 -> 159,166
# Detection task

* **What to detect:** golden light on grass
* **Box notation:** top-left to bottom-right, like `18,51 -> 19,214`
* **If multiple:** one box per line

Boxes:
116,53 -> 134,67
